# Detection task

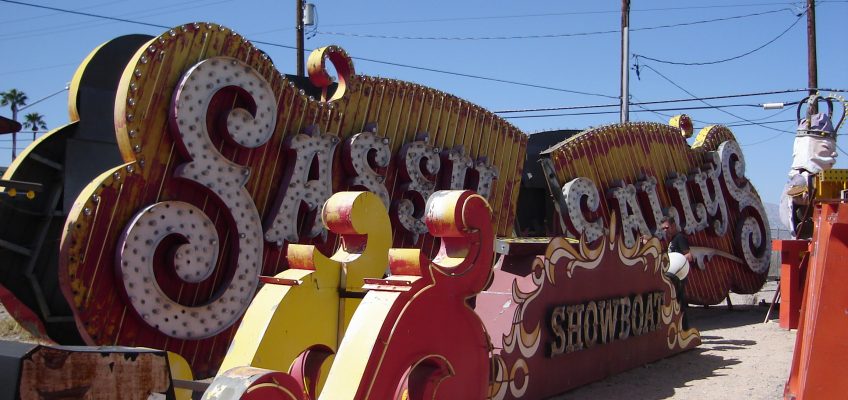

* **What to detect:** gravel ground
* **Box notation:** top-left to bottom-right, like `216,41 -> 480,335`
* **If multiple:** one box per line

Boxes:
556,282 -> 796,400
1,283 -> 795,399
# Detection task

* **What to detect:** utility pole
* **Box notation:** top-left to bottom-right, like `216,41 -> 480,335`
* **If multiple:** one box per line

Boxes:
296,0 -> 305,76
620,0 -> 631,123
806,0 -> 818,113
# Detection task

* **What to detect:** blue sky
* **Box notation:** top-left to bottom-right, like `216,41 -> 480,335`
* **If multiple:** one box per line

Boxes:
1,0 -> 846,204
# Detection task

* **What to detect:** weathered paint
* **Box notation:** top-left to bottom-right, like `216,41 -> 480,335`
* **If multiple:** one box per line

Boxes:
317,190 -> 493,399
56,23 -> 525,377
8,343 -> 173,399
477,215 -> 700,400
217,191 -> 391,397
541,121 -> 771,305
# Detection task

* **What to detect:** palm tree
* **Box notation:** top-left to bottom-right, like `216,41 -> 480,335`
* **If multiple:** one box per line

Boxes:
23,112 -> 47,142
0,89 -> 28,159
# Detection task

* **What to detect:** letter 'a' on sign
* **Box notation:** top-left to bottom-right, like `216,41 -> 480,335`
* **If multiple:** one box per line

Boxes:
264,125 -> 339,244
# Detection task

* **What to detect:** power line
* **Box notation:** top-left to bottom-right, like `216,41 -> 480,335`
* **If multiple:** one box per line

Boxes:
0,0 -> 125,26
0,62 -> 79,77
494,88 -> 847,114
321,2 -> 802,28
0,0 -> 617,99
725,118 -> 795,127
316,9 -> 790,41
632,10 -> 804,66
639,63 -> 795,135
0,0 -> 172,30
0,0 -> 235,41
630,94 -> 800,128
502,103 -> 771,119
347,55 -> 618,99
19,87 -> 69,111
247,2 -> 803,35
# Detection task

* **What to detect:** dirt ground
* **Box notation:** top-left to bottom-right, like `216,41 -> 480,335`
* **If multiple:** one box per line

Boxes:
555,282 -> 796,400
0,283 -> 795,399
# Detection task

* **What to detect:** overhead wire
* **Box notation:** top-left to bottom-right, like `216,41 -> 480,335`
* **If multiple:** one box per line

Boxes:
639,63 -> 795,137
316,8 -> 791,41
2,0 -> 842,127
0,0 -> 235,41
322,2 -> 805,27
502,103 -> 771,119
0,62 -> 79,77
0,0 -> 127,25
632,9 -> 804,66
0,0 -> 618,99
247,2 -> 802,35
493,88 -> 837,114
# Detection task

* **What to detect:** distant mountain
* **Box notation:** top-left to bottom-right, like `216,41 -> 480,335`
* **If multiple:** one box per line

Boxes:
763,201 -> 793,240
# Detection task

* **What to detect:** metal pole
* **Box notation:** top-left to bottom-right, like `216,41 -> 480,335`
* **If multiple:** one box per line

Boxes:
296,0 -> 305,76
11,105 -> 17,159
807,0 -> 818,113
620,0 -> 631,123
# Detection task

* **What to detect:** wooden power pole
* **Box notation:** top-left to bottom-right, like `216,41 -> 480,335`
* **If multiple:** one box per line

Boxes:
620,0 -> 631,123
296,0 -> 305,76
807,0 -> 818,113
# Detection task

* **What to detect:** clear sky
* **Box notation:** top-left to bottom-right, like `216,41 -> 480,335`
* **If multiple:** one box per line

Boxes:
0,0 -> 846,205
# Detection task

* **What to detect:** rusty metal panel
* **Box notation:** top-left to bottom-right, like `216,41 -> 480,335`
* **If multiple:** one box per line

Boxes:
0,341 -> 174,400
0,340 -> 38,400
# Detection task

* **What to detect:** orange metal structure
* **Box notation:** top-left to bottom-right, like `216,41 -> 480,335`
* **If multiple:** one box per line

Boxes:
773,240 -> 807,330
784,201 -> 848,399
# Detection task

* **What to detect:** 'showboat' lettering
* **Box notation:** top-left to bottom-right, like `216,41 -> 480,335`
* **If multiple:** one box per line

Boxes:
549,291 -> 665,357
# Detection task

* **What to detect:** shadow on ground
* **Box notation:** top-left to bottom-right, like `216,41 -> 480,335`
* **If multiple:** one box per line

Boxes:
688,304 -> 777,331
552,304 -> 782,400
558,348 -> 742,400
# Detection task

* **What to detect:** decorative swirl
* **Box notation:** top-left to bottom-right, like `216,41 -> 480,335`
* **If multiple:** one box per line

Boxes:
307,45 -> 355,102
116,56 -> 276,338
718,140 -> 771,273
116,201 -> 250,339
501,277 -> 542,358
542,235 -> 606,280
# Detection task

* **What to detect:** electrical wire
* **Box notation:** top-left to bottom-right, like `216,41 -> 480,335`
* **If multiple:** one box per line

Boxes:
0,0 -> 127,26
0,62 -> 79,77
0,0 -> 618,99
0,0 -> 171,30
724,118 -> 795,127
632,10 -> 804,66
316,9 -> 790,41
19,87 -> 69,111
247,2 -> 803,35
639,63 -> 794,136
493,89 -> 838,114
0,0 -> 234,41
502,103 -> 770,119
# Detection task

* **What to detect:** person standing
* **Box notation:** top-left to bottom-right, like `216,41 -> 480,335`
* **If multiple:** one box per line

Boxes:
660,216 -> 692,330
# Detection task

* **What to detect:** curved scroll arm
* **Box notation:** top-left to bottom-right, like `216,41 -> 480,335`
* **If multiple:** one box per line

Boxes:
215,191 -> 391,387
424,190 -> 494,296
320,190 -> 494,399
